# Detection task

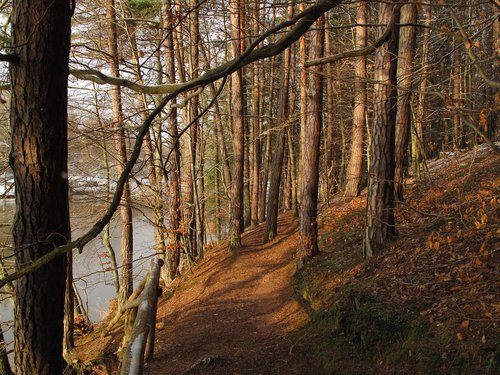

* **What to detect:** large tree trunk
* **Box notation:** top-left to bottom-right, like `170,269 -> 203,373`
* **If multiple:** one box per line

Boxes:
228,0 -> 245,250
394,3 -> 417,202
363,1 -> 400,258
10,0 -> 71,373
344,1 -> 367,198
297,15 -> 324,267
106,0 -> 134,305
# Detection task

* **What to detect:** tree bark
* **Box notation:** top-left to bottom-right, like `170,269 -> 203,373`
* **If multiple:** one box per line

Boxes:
163,0 -> 182,281
394,2 -> 417,202
106,0 -> 134,305
413,2 -> 431,174
298,15 -> 324,267
228,0 -> 245,250
9,0 -> 71,373
364,1 -> 399,258
259,55 -> 276,224
264,1 -> 293,243
250,0 -> 261,226
344,1 -> 367,198
298,2 -> 307,204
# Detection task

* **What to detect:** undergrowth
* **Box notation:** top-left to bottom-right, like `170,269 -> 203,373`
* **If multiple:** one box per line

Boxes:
294,151 -> 499,375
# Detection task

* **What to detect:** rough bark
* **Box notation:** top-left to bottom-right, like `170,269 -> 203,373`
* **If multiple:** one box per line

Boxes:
344,1 -> 367,198
228,0 -> 245,250
298,15 -> 324,267
394,3 -> 417,202
9,0 -> 71,373
364,1 -> 399,258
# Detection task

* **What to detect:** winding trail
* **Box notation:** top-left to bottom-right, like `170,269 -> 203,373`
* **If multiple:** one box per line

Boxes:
143,212 -> 318,375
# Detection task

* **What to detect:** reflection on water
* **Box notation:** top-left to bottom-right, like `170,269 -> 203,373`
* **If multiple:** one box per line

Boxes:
0,197 -> 155,334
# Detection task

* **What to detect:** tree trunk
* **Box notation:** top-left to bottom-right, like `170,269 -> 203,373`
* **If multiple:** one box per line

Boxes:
228,0 -> 245,250
163,0 -> 182,281
298,2 -> 307,204
189,0 -> 201,258
10,0 -> 71,373
250,0 -> 261,226
298,15 -> 324,267
364,1 -> 399,258
394,3 -> 417,202
324,16 -> 335,197
106,0 -> 134,305
259,55 -> 276,224
264,1 -> 293,243
344,1 -> 367,198
413,2 -> 431,174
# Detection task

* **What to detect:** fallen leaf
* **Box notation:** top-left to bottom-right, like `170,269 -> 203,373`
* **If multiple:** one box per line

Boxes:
461,320 -> 470,329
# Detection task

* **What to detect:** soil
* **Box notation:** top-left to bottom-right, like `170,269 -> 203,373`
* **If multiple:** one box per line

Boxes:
143,213 -> 317,375
71,143 -> 499,375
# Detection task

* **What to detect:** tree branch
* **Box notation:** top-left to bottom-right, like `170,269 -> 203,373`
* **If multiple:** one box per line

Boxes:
305,3 -> 402,67
0,0 -> 345,289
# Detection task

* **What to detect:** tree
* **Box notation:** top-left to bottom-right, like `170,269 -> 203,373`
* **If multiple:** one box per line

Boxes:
344,1 -> 367,198
297,14 -> 324,267
228,0 -> 245,249
106,0 -> 134,305
163,0 -> 182,281
264,1 -> 293,243
394,2 -> 417,202
9,0 -> 72,373
363,1 -> 400,258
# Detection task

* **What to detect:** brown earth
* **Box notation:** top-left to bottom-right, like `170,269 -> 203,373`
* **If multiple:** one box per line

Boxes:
73,212 -> 321,374
72,144 -> 499,375
142,213 -> 318,375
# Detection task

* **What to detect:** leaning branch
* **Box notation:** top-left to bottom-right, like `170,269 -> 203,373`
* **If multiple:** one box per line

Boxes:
0,0 -> 345,289
448,8 -> 500,89
305,3 -> 402,67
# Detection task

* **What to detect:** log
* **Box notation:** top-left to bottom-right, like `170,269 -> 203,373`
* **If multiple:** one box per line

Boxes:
119,258 -> 163,375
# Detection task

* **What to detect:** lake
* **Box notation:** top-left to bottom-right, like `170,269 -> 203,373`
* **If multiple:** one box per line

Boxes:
0,197 -> 156,352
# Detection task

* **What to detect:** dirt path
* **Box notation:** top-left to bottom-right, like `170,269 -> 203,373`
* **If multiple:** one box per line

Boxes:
142,213 -> 318,375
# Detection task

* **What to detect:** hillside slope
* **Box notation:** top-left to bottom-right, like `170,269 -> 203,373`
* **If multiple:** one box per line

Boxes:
71,145 -> 499,374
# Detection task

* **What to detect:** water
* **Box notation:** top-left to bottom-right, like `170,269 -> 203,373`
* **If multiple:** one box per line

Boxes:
0,197 -> 156,354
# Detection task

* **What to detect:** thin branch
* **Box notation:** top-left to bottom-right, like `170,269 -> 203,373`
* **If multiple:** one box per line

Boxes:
305,2 -> 402,67
0,0 -> 345,289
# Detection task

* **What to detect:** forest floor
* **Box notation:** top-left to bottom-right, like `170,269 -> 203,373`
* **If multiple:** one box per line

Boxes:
70,144 -> 499,375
